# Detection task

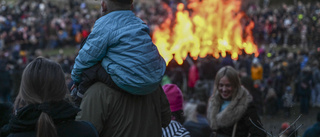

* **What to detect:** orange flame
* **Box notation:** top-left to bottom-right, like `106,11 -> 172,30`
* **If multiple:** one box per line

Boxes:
152,0 -> 259,65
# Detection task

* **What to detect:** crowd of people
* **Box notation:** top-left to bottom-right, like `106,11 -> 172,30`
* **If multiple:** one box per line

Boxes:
0,0 -> 97,51
0,0 -> 320,137
247,1 -> 320,48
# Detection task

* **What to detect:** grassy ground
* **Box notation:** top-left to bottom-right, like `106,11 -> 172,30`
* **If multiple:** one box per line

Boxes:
42,46 -> 78,57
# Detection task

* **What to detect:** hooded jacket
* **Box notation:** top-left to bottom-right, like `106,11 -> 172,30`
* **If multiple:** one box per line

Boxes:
207,86 -> 266,137
71,10 -> 166,95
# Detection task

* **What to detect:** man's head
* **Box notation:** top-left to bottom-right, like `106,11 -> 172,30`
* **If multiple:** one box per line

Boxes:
99,0 -> 132,4
100,0 -> 133,15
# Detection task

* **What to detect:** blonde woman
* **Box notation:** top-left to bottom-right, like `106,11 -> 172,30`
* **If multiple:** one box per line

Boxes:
207,66 -> 266,137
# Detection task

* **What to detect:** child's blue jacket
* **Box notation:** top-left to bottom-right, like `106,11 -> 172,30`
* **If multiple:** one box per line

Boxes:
71,10 -> 166,95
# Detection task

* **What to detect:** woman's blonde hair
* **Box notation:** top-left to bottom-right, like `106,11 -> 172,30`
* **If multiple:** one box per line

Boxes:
213,66 -> 241,100
14,57 -> 68,137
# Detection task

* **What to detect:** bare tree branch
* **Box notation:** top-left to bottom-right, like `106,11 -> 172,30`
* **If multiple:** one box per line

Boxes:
249,114 -> 303,137
287,124 -> 303,137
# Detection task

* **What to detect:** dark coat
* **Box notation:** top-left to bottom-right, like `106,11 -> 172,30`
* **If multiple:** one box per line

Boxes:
183,115 -> 212,137
296,71 -> 313,96
76,82 -> 171,137
303,122 -> 320,137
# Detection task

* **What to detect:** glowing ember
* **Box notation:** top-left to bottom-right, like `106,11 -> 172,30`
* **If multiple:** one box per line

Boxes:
152,0 -> 259,65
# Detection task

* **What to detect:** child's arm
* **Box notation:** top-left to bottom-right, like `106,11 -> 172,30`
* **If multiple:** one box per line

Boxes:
71,24 -> 109,84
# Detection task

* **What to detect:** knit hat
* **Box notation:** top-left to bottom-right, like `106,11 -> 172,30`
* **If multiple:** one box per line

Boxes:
162,84 -> 184,112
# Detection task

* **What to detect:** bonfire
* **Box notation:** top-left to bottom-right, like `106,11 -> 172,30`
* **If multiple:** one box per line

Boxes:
152,0 -> 259,65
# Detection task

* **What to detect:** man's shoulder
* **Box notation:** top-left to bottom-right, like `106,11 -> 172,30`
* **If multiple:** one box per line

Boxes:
85,82 -> 120,97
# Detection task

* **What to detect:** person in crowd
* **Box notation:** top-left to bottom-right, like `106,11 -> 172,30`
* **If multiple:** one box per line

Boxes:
71,0 -> 166,105
240,70 -> 264,116
237,54 -> 252,77
0,57 -> 99,137
0,56 -> 12,103
263,79 -> 278,116
302,112 -> 320,137
239,68 -> 263,115
194,80 -> 210,102
162,84 -> 191,137
199,56 -> 220,97
282,86 -> 294,117
187,61 -> 199,99
273,68 -> 286,114
220,52 -> 234,68
251,59 -> 263,81
296,66 -> 313,114
311,61 -> 320,107
183,102 -> 212,137
207,66 -> 266,137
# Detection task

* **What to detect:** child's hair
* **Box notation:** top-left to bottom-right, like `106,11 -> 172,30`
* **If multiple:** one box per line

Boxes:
14,57 -> 68,137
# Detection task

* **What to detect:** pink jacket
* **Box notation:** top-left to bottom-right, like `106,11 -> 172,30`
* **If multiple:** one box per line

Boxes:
188,65 -> 199,88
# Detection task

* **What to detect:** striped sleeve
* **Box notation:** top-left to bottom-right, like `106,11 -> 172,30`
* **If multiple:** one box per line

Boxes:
175,127 -> 190,137
162,121 -> 190,137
